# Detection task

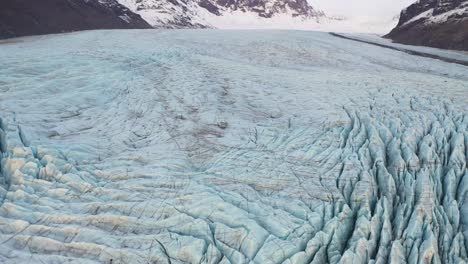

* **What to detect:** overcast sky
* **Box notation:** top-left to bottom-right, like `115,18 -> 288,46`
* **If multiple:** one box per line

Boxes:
310,0 -> 416,19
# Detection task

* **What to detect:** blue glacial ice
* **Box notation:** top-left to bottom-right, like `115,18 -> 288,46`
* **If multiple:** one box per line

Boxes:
0,30 -> 466,263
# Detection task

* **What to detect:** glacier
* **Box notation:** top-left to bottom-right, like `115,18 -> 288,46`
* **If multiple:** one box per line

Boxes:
0,30 -> 467,263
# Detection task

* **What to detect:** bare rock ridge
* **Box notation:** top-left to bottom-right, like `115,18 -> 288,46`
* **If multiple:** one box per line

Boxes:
0,0 -> 151,39
387,0 -> 468,51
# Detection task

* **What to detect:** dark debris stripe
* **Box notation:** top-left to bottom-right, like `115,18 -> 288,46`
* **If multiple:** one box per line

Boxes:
329,32 -> 468,67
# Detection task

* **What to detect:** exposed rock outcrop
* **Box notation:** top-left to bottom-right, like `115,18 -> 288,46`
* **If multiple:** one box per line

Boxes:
0,0 -> 151,39
387,0 -> 468,51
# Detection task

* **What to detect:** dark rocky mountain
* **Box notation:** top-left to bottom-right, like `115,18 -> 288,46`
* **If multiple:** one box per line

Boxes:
387,0 -> 468,51
0,0 -> 151,39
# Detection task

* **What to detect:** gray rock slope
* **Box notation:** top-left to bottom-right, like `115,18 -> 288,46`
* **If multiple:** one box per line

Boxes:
0,0 -> 151,39
387,0 -> 468,51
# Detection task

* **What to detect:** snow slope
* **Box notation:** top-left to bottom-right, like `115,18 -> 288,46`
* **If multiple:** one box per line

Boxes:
194,12 -> 399,34
0,30 -> 467,263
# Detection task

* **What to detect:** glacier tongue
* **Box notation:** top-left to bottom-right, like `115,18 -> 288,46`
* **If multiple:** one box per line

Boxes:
199,95 -> 468,264
0,30 -> 466,263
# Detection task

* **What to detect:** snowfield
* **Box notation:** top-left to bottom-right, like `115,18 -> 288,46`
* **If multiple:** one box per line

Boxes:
0,30 -> 467,263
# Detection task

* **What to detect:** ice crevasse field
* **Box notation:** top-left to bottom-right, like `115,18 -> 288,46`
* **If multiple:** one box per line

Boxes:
0,29 -> 467,263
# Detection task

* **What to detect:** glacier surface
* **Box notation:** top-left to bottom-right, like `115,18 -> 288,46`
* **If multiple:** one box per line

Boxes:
0,30 -> 467,263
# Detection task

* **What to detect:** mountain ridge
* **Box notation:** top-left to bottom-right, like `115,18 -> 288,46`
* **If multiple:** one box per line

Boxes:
387,0 -> 468,51
116,0 -> 324,28
0,0 -> 151,39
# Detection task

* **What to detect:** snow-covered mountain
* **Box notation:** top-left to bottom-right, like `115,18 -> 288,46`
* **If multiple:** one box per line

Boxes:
117,0 -> 325,28
115,0 -> 414,33
0,0 -> 415,37
0,0 -> 151,39
387,0 -> 468,50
